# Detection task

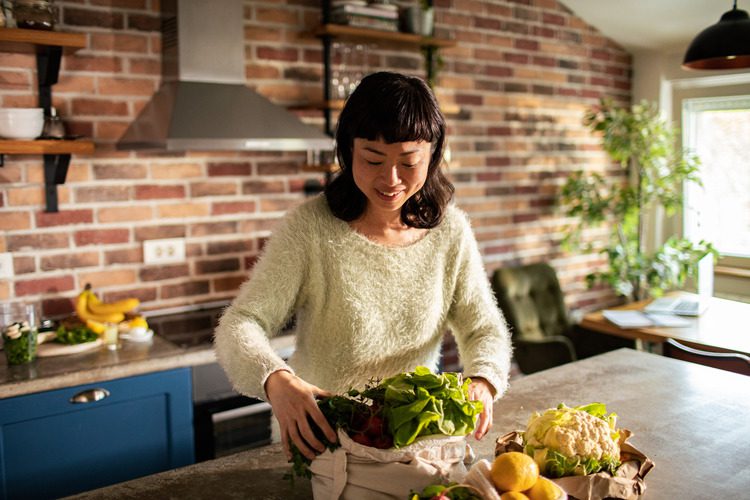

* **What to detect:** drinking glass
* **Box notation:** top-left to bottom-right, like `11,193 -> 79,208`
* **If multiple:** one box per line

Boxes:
1,302 -> 38,365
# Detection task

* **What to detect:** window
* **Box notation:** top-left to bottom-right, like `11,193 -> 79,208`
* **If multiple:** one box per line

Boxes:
682,96 -> 750,258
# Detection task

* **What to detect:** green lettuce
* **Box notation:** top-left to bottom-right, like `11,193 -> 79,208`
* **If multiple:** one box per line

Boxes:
377,366 -> 483,448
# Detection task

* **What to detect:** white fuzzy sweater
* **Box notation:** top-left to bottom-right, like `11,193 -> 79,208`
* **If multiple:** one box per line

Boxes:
214,195 -> 511,400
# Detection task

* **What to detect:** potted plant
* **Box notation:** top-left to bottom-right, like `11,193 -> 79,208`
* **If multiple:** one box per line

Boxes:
559,99 -> 717,302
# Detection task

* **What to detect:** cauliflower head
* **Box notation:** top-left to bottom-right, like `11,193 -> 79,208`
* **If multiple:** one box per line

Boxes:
522,403 -> 621,478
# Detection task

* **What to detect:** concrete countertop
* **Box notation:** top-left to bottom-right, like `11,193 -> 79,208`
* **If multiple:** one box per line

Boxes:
68,348 -> 750,499
1,333 -> 296,399
0,336 -> 215,399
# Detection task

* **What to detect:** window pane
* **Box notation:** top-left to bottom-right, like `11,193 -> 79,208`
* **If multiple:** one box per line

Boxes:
683,96 -> 750,258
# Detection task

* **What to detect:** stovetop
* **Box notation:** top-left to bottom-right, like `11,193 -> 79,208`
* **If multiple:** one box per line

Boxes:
146,303 -> 228,349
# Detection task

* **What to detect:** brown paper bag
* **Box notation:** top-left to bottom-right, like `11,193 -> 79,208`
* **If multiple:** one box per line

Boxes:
494,431 -> 654,500
309,429 -> 468,500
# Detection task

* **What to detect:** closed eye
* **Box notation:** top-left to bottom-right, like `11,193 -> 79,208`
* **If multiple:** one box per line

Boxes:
366,160 -> 383,166
402,163 -> 418,168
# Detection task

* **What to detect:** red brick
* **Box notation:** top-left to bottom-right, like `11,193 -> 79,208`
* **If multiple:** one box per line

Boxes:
15,276 -> 75,296
105,247 -> 142,265
0,70 -> 30,88
127,13 -> 161,31
103,287 -> 157,304
161,281 -> 210,299
213,276 -> 246,293
190,181 -> 238,197
195,258 -> 240,275
515,39 -> 540,51
13,256 -> 35,275
257,46 -> 298,62
93,163 -> 148,179
207,240 -> 254,255
134,225 -> 185,241
7,233 -> 69,251
90,33 -> 149,53
98,77 -> 156,96
140,264 -> 190,282
190,221 -> 238,237
135,185 -> 186,200
75,185 -> 131,203
208,162 -> 253,176
74,229 -> 130,246
64,8 -> 124,29
35,209 -> 94,228
242,179 -> 285,194
257,161 -> 299,176
72,98 -> 129,116
41,252 -> 100,271
212,201 -> 257,215
65,55 -> 123,73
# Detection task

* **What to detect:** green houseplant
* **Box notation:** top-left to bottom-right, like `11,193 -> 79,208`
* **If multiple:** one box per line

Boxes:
560,99 -> 717,302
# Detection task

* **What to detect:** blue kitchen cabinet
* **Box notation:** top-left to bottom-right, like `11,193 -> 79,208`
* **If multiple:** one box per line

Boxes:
0,368 -> 194,499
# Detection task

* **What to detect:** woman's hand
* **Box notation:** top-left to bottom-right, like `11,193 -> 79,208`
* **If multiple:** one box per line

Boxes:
264,370 -> 338,461
468,377 -> 495,440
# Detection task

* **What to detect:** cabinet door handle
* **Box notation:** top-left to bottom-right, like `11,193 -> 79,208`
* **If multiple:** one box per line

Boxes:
70,388 -> 110,404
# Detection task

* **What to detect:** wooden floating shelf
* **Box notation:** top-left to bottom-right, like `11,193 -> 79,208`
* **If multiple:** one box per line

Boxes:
314,24 -> 456,48
0,28 -> 86,53
0,140 -> 95,155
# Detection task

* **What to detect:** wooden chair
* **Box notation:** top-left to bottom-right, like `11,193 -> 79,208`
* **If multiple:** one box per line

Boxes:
662,338 -> 750,376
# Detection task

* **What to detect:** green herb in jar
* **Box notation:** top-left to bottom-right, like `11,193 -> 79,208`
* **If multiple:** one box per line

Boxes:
3,321 -> 38,365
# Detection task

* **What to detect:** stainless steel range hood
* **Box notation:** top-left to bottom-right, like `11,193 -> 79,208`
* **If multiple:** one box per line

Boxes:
117,0 -> 331,152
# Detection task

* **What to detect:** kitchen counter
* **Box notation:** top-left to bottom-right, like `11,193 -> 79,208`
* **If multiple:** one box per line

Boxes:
69,348 -> 750,499
0,336 -> 214,399
0,333 -> 295,400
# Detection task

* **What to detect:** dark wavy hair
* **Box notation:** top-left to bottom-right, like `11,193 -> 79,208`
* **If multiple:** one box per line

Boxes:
325,71 -> 454,228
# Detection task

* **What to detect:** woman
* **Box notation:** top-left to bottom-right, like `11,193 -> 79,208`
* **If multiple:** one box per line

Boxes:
214,71 -> 511,463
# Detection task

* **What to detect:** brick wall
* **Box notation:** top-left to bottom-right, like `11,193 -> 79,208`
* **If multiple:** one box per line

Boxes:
0,0 -> 630,319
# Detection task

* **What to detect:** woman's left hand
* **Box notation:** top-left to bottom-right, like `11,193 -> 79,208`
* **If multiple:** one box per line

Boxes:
468,377 -> 495,440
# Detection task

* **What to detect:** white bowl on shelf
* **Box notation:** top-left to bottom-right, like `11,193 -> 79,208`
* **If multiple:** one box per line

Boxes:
0,108 -> 45,140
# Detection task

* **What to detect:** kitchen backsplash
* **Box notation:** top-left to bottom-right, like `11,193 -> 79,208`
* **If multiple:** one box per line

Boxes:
0,0 -> 631,318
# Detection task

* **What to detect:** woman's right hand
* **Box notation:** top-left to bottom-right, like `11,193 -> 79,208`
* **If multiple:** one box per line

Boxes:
264,369 -> 338,461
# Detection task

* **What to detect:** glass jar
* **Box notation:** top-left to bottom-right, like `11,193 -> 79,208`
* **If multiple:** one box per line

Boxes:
13,0 -> 55,31
1,302 -> 39,365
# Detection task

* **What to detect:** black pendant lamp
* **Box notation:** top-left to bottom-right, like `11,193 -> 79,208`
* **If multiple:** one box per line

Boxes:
682,0 -> 750,70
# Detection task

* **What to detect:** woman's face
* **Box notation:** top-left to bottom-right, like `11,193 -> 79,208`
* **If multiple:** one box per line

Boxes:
351,138 -> 431,218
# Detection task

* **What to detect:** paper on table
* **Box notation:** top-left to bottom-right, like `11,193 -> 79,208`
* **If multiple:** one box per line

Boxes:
646,313 -> 690,327
602,310 -> 653,328
602,310 -> 690,329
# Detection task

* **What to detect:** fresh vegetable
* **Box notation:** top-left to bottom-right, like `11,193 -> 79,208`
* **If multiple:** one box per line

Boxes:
2,321 -> 37,365
522,403 -> 621,478
288,367 -> 483,479
54,324 -> 98,345
409,482 -> 483,499
379,367 -> 483,448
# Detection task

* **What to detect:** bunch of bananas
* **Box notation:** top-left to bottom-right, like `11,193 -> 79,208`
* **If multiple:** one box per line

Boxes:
75,284 -> 140,334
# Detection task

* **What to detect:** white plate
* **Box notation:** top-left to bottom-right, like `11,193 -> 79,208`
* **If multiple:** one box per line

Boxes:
119,329 -> 154,343
37,339 -> 103,357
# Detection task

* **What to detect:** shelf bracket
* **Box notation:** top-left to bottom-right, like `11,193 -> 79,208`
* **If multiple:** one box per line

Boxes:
43,154 -> 71,213
36,45 -> 63,114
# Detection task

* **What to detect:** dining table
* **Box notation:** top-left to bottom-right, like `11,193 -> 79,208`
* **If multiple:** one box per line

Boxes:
580,292 -> 750,356
70,348 -> 750,499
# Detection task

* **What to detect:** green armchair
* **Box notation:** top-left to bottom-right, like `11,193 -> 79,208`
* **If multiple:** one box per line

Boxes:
491,263 -> 634,374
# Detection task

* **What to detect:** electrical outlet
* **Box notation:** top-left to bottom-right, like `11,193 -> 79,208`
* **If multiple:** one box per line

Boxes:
0,253 -> 13,279
143,238 -> 186,265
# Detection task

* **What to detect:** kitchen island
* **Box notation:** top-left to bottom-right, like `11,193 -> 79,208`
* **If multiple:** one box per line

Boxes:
69,348 -> 750,499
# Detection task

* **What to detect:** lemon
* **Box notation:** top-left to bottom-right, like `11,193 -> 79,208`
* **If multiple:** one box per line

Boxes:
491,451 -> 539,492
129,316 -> 148,329
525,477 -> 565,500
501,492 -> 530,500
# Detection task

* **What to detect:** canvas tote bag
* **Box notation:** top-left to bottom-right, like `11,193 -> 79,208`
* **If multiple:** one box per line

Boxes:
309,429 -> 469,499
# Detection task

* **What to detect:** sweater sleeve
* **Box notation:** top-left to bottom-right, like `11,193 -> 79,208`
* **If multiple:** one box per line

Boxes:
213,205 -> 310,401
446,212 -> 513,399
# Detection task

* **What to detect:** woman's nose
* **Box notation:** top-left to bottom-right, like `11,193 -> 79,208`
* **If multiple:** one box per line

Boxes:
381,164 -> 399,185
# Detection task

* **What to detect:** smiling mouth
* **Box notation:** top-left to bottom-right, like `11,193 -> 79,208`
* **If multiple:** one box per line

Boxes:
376,189 -> 402,200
